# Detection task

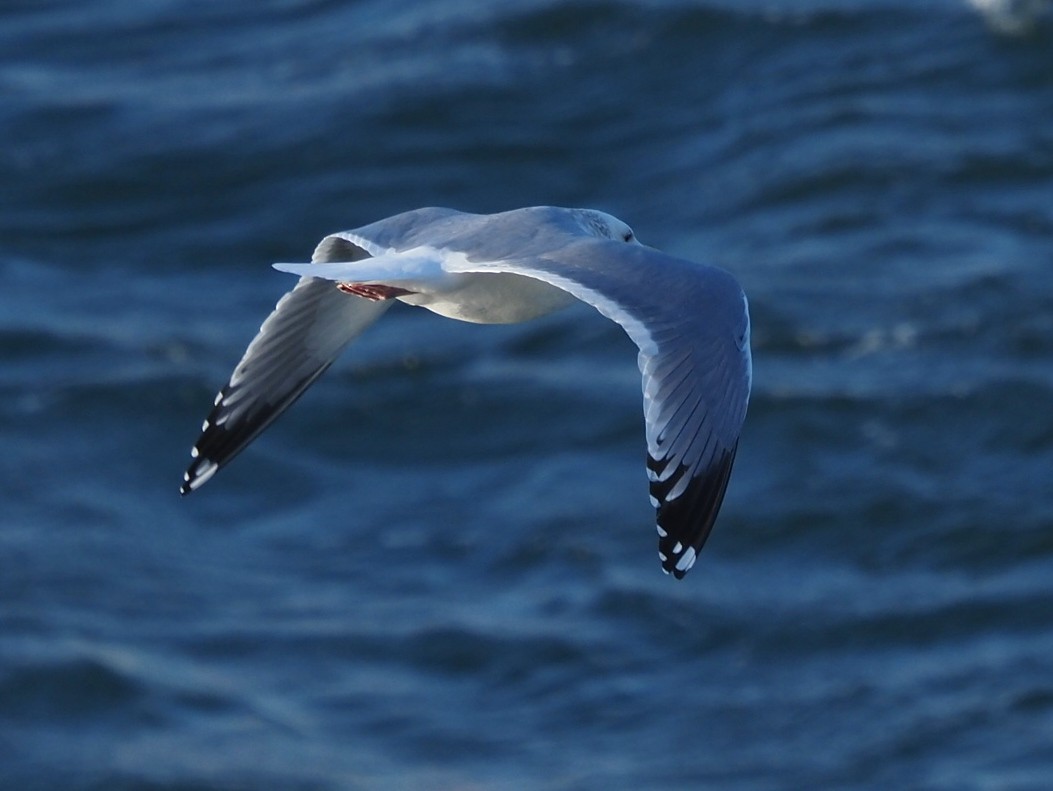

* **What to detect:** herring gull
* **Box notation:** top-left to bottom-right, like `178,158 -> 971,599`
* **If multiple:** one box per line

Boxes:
180,206 -> 751,578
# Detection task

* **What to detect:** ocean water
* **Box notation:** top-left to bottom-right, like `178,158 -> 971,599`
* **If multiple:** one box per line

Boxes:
3,0 -> 1053,788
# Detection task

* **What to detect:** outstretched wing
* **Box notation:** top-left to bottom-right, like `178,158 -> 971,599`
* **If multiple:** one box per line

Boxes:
449,239 -> 751,578
181,237 -> 391,494
278,234 -> 752,577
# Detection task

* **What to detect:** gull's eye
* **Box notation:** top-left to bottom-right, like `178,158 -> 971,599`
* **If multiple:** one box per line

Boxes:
623,230 -> 634,242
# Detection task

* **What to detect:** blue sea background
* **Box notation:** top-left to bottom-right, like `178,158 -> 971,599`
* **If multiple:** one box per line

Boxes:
3,0 -> 1053,788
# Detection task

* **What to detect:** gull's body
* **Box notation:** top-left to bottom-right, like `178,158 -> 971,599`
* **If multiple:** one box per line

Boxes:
181,206 -> 751,578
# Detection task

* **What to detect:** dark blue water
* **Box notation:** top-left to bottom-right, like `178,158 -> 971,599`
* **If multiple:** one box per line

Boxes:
3,1 -> 1053,788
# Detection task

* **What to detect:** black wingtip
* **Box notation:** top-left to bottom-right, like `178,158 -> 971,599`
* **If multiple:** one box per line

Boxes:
651,443 -> 738,578
180,453 -> 220,496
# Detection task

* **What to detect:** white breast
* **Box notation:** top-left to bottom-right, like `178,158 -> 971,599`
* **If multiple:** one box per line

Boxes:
396,272 -> 576,324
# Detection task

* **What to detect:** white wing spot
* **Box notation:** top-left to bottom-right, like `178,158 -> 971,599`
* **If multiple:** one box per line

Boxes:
675,547 -> 697,573
191,447 -> 200,458
201,419 -> 210,432
658,551 -> 667,562
672,541 -> 683,554
656,524 -> 667,538
666,473 -> 692,502
188,460 -> 219,490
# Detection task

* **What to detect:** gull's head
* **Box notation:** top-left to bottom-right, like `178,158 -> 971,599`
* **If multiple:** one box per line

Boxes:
575,209 -> 640,245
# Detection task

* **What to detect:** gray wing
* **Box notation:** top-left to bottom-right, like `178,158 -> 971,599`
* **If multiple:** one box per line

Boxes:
181,237 -> 391,494
447,238 -> 752,578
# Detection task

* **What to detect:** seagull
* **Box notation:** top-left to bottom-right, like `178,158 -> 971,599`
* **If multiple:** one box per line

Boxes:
181,206 -> 751,578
